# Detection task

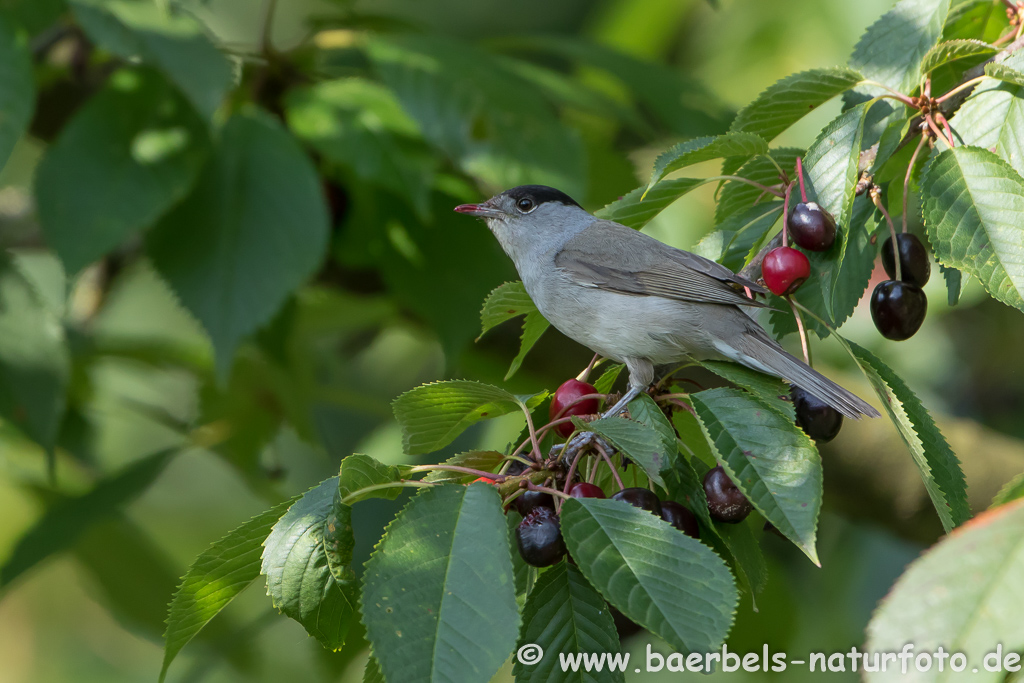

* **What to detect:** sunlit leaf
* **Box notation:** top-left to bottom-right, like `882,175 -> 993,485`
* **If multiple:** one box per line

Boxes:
647,133 -> 768,189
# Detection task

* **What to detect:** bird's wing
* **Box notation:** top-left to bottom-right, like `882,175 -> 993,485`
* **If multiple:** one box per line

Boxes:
554,219 -> 766,307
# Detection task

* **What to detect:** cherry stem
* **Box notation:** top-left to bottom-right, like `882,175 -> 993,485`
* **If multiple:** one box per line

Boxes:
924,77 -> 932,99
666,398 -> 697,418
587,455 -> 600,483
759,153 -> 788,183
340,480 -> 434,505
860,80 -> 918,107
563,447 -> 585,495
520,403 -> 543,462
935,75 -> 989,104
781,182 -> 794,247
870,188 -> 902,282
940,116 -> 956,147
576,353 -> 600,382
526,481 -> 570,500
903,135 -> 928,234
654,392 -> 691,402
654,362 -> 697,390
926,114 -> 954,148
787,296 -> 812,366
593,440 -> 625,491
407,464 -> 506,481
795,156 -> 809,203
709,175 -> 786,198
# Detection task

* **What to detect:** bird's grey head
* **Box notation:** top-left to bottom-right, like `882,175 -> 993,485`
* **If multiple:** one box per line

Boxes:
454,185 -> 592,263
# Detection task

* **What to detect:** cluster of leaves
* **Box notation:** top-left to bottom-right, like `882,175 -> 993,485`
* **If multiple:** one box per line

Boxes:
3,0 -> 1024,681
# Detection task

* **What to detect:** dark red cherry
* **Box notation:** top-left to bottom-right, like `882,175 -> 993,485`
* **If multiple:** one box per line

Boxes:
516,507 -> 566,567
514,489 -> 554,516
550,379 -> 600,438
791,386 -> 843,443
870,280 -> 927,341
611,487 -> 662,516
660,501 -> 700,539
762,246 -> 811,296
882,233 -> 930,286
788,202 -> 836,251
567,482 -> 606,499
703,466 -> 752,523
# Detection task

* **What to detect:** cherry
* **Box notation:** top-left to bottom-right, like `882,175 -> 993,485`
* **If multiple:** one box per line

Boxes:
514,489 -> 554,516
762,246 -> 811,296
788,202 -> 836,251
611,487 -> 662,516
870,280 -> 927,341
516,507 -> 566,567
550,379 -> 600,438
504,460 -> 530,476
882,234 -> 930,287
703,466 -> 752,523
791,386 -> 843,443
660,501 -> 700,539
568,482 -> 605,499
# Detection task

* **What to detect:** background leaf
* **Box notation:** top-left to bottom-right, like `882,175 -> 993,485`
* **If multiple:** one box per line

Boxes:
921,145 -> 1024,312
865,500 -> 1024,683
512,562 -> 625,683
36,69 -> 208,273
146,110 -> 330,376
361,484 -> 519,683
560,497 -> 737,655
0,12 -> 33,170
691,387 -> 822,564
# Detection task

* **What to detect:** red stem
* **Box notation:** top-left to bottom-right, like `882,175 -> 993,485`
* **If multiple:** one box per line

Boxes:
796,157 -> 808,203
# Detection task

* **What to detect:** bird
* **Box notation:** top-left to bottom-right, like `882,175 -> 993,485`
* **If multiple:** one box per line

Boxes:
455,184 -> 879,421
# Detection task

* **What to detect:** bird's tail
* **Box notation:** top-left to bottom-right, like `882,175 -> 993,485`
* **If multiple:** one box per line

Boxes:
728,326 -> 880,420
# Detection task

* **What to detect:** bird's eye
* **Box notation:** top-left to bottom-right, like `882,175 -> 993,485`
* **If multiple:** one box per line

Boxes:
516,197 -> 535,213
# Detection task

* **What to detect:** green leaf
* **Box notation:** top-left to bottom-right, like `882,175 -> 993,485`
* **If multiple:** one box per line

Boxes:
513,562 -> 625,683
392,380 -> 525,455
940,263 -> 967,305
160,496 -> 296,683
849,0 -> 951,95
865,500 -> 1024,683
0,13 -> 33,170
70,0 -> 233,119
715,148 -> 802,225
146,110 -> 330,377
284,78 -> 436,217
583,416 -> 673,488
593,364 -> 625,395
560,497 -> 737,654
693,201 -> 783,272
363,656 -> 385,683
324,489 -> 356,584
505,310 -> 549,380
691,388 -> 822,564
646,133 -> 768,189
730,67 -> 864,142
362,483 -> 519,683
848,342 -> 969,531
477,281 -> 551,380
262,477 -> 358,650
628,393 -> 678,464
422,451 -> 506,484
36,69 -> 208,273
948,78 -> 1024,178
0,260 -> 70,451
985,61 -> 1024,88
366,35 -> 585,196
338,454 -> 401,503
595,178 -> 705,229
992,472 -> 1024,508
0,449 -> 177,590
920,39 -> 996,74
921,145 -> 1024,312
697,360 -> 796,420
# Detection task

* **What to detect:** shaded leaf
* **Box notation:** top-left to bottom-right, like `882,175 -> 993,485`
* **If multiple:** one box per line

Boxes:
849,342 -> 969,531
582,416 -> 673,488
513,562 -> 624,683
693,201 -> 783,272
338,454 -> 401,503
36,68 -> 208,273
715,148 -> 802,225
146,110 -> 330,377
262,477 -> 358,650
0,449 -> 177,589
0,13 -> 33,170
324,490 -> 356,584
422,451 -> 506,484
70,0 -> 233,119
865,500 -> 1024,683
992,472 -> 1024,508
593,364 -> 625,395
647,133 -> 768,189
698,360 -> 796,420
361,484 -> 519,683
730,67 -> 864,142
392,380 -> 526,455
160,496 -> 295,683
505,310 -> 549,380
691,388 -> 822,564
921,145 -> 1024,312
560,497 -> 737,654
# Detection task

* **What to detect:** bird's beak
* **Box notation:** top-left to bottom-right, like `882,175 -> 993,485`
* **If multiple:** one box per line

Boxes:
454,202 -> 504,218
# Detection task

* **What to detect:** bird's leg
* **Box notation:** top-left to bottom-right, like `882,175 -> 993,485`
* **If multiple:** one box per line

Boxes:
599,385 -> 643,419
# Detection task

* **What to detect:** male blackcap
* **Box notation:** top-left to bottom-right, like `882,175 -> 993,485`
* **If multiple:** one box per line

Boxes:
456,185 -> 879,420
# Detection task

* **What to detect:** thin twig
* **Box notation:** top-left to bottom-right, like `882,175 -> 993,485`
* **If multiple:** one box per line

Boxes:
406,464 -> 505,480
521,404 -> 544,462
903,135 -> 928,234
594,440 -> 625,491
577,353 -> 600,382
870,188 -> 902,281
788,297 -> 811,365
781,182 -> 794,247
526,481 -> 570,500
935,75 -> 988,104
860,80 -> 918,107
711,176 -> 786,198
795,157 -> 808,203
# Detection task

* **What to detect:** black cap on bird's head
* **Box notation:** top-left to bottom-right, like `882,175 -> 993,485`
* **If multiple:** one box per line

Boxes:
454,185 -> 582,218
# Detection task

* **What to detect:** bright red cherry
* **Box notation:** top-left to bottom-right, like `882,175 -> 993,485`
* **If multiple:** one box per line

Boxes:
762,246 -> 811,296
550,379 -> 600,438
568,482 -> 605,499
